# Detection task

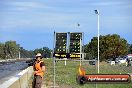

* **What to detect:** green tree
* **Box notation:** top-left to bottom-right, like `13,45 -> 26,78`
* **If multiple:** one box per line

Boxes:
19,47 -> 35,58
34,47 -> 52,58
84,37 -> 98,59
0,43 -> 5,59
128,44 -> 132,54
84,34 -> 128,61
4,41 -> 19,59
0,41 -> 52,59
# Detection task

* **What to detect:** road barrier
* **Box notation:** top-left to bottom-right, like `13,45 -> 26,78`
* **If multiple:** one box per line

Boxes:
0,59 -> 17,62
0,66 -> 33,88
128,73 -> 132,81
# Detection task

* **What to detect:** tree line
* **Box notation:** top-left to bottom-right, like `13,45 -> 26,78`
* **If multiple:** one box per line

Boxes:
0,41 -> 52,59
84,34 -> 132,61
0,34 -> 132,61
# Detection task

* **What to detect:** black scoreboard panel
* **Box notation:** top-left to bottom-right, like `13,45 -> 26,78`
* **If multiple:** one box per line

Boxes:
70,33 -> 82,53
55,33 -> 67,53
53,53 -> 82,58
54,32 -> 83,59
54,53 -> 67,58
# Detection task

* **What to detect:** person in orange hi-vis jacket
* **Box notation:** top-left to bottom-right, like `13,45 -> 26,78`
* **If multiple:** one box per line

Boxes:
32,53 -> 45,88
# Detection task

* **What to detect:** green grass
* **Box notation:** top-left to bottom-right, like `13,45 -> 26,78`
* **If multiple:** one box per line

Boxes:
43,59 -> 132,88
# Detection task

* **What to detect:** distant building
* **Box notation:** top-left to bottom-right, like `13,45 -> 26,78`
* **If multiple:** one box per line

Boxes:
127,54 -> 132,58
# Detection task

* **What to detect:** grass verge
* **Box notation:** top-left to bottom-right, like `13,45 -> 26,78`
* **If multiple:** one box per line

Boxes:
43,59 -> 132,88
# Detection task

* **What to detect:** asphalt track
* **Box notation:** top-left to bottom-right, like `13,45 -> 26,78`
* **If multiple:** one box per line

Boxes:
0,61 -> 28,84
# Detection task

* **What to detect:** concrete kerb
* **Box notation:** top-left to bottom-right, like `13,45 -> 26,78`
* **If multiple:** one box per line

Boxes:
0,66 -> 33,88
128,73 -> 132,81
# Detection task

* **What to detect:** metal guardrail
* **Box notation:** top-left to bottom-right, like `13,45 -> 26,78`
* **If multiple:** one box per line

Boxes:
55,59 -> 96,61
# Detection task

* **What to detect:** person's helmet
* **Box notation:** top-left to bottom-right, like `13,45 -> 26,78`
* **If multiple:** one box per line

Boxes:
36,53 -> 42,58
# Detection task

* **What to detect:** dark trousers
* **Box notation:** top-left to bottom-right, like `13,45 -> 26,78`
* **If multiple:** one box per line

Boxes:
32,75 -> 42,88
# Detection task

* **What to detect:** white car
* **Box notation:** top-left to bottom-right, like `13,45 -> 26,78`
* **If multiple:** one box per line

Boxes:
115,58 -> 120,63
118,58 -> 126,64
127,57 -> 132,66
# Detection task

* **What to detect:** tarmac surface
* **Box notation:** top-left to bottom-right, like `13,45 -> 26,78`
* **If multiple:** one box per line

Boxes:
0,61 -> 28,84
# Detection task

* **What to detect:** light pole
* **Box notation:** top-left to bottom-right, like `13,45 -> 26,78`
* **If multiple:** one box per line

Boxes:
19,47 -> 20,59
77,23 -> 82,66
53,31 -> 56,88
94,10 -> 100,73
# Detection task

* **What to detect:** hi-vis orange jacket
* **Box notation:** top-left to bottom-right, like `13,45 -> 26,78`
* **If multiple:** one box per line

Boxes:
34,60 -> 44,78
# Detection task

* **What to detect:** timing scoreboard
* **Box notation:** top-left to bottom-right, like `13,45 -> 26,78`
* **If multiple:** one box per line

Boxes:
70,33 -> 82,53
54,33 -> 67,58
53,32 -> 83,59
55,33 -> 67,53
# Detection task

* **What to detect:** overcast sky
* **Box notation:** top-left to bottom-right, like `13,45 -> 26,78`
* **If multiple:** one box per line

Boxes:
0,0 -> 132,50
